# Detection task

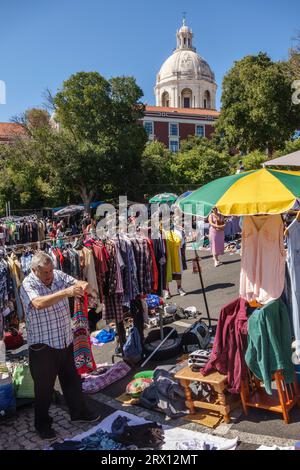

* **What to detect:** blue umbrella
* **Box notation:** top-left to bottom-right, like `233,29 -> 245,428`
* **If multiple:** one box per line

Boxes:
177,191 -> 193,201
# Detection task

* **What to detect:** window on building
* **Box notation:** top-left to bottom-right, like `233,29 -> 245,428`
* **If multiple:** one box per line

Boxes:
169,123 -> 179,136
169,140 -> 179,153
184,97 -> 190,108
144,121 -> 154,137
196,125 -> 205,137
162,91 -> 170,107
204,91 -> 211,109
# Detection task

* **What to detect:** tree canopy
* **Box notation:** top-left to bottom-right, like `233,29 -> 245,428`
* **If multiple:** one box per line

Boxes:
217,52 -> 300,154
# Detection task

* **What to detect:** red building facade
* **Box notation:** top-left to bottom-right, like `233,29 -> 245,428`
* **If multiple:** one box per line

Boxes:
140,105 -> 219,152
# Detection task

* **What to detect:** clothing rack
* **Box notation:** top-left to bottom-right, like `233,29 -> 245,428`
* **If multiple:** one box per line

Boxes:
4,233 -> 85,251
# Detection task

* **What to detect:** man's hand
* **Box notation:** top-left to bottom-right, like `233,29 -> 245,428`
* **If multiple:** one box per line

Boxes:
66,285 -> 84,298
76,281 -> 90,293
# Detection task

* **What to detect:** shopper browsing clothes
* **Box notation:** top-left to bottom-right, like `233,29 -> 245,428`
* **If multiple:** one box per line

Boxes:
20,252 -> 101,440
208,207 -> 225,267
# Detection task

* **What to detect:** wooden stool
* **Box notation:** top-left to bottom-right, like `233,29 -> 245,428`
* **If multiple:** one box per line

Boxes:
240,368 -> 300,424
174,367 -> 233,423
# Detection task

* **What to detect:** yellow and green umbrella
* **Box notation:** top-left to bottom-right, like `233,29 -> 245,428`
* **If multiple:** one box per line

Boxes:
178,168 -> 300,217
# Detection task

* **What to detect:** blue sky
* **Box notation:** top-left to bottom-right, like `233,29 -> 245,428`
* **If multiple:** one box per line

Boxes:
0,0 -> 299,121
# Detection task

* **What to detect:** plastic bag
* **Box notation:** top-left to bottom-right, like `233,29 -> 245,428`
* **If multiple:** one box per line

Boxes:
12,362 -> 35,399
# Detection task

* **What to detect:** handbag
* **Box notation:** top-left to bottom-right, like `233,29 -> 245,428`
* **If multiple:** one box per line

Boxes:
12,362 -> 35,399
4,328 -> 24,351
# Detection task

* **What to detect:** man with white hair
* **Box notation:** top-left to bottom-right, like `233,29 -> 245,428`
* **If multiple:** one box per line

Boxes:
20,251 -> 101,440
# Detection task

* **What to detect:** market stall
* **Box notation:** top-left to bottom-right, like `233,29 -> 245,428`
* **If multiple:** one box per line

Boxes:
178,168 -> 300,423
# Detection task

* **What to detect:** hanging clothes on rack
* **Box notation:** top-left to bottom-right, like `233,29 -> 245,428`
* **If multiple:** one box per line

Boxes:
239,215 -> 286,305
284,215 -> 300,343
0,253 -> 14,337
165,230 -> 183,283
102,240 -> 123,323
78,245 -> 101,311
152,236 -> 167,296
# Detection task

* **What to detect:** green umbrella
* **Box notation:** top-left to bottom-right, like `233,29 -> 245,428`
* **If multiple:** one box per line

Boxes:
149,193 -> 178,204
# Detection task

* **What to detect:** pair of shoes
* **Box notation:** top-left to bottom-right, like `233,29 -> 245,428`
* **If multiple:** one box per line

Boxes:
178,287 -> 186,296
164,291 -> 171,300
35,427 -> 56,440
71,412 -> 102,424
214,262 -> 222,267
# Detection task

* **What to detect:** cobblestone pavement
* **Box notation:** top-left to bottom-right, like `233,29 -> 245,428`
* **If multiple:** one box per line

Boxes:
0,404 -> 100,450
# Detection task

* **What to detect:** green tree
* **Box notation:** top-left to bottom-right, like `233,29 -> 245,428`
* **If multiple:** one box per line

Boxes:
242,150 -> 268,170
170,137 -> 230,191
12,108 -> 51,136
0,133 -> 63,213
139,141 -> 174,197
217,53 -> 300,154
288,31 -> 300,79
52,72 -> 147,211
275,137 -> 300,157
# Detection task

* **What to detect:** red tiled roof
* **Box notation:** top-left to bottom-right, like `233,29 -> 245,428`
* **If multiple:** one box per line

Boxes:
0,123 -> 27,139
145,105 -> 220,117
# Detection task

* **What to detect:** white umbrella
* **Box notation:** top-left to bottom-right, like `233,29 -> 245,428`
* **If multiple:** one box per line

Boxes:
54,205 -> 85,217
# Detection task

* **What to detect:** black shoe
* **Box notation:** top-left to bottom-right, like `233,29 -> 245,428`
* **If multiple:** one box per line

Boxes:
36,427 -> 56,440
71,413 -> 101,424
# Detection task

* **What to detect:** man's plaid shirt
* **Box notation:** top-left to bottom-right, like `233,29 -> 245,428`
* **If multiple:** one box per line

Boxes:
20,270 -> 76,349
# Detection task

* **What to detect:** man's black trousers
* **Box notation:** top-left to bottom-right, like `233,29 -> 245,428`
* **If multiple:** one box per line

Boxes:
29,342 -> 88,431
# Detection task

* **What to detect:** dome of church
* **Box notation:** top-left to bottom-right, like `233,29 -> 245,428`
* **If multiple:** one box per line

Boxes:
155,19 -> 217,110
157,49 -> 215,84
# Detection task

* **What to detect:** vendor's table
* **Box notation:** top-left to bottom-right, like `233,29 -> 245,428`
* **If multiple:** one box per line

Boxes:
174,367 -> 232,423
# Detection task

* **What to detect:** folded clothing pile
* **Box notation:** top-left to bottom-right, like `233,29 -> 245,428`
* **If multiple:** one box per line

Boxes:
188,349 -> 211,372
111,415 -> 165,450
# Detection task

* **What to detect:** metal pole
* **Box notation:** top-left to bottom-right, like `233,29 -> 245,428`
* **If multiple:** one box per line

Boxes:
194,250 -> 212,329
141,327 -> 176,368
158,307 -> 164,341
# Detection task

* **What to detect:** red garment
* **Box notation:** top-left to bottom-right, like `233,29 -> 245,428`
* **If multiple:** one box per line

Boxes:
92,241 -> 109,303
147,239 -> 159,292
201,297 -> 248,394
56,248 -> 64,267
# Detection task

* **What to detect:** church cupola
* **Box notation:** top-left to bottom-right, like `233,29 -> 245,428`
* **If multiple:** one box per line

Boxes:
176,17 -> 196,52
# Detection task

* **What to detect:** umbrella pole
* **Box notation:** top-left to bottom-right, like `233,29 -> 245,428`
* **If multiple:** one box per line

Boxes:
194,250 -> 213,330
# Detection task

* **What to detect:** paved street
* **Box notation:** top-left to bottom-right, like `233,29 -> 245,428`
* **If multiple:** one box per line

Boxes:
0,249 -> 298,450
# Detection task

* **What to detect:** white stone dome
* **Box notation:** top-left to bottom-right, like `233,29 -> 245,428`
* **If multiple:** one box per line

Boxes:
157,49 -> 215,84
155,20 -> 217,110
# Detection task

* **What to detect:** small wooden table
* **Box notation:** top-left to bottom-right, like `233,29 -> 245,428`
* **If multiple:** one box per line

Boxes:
175,367 -> 231,423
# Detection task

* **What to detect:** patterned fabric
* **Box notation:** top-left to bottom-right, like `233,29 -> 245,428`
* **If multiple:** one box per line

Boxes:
20,269 -> 76,348
20,253 -> 33,277
119,237 -> 139,305
131,237 -> 153,295
72,294 -> 96,375
102,241 -> 123,322
102,293 -> 124,322
82,361 -> 131,394
0,259 -> 10,309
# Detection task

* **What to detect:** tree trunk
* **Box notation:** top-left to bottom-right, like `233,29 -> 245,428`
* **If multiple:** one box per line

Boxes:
80,185 -> 94,215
